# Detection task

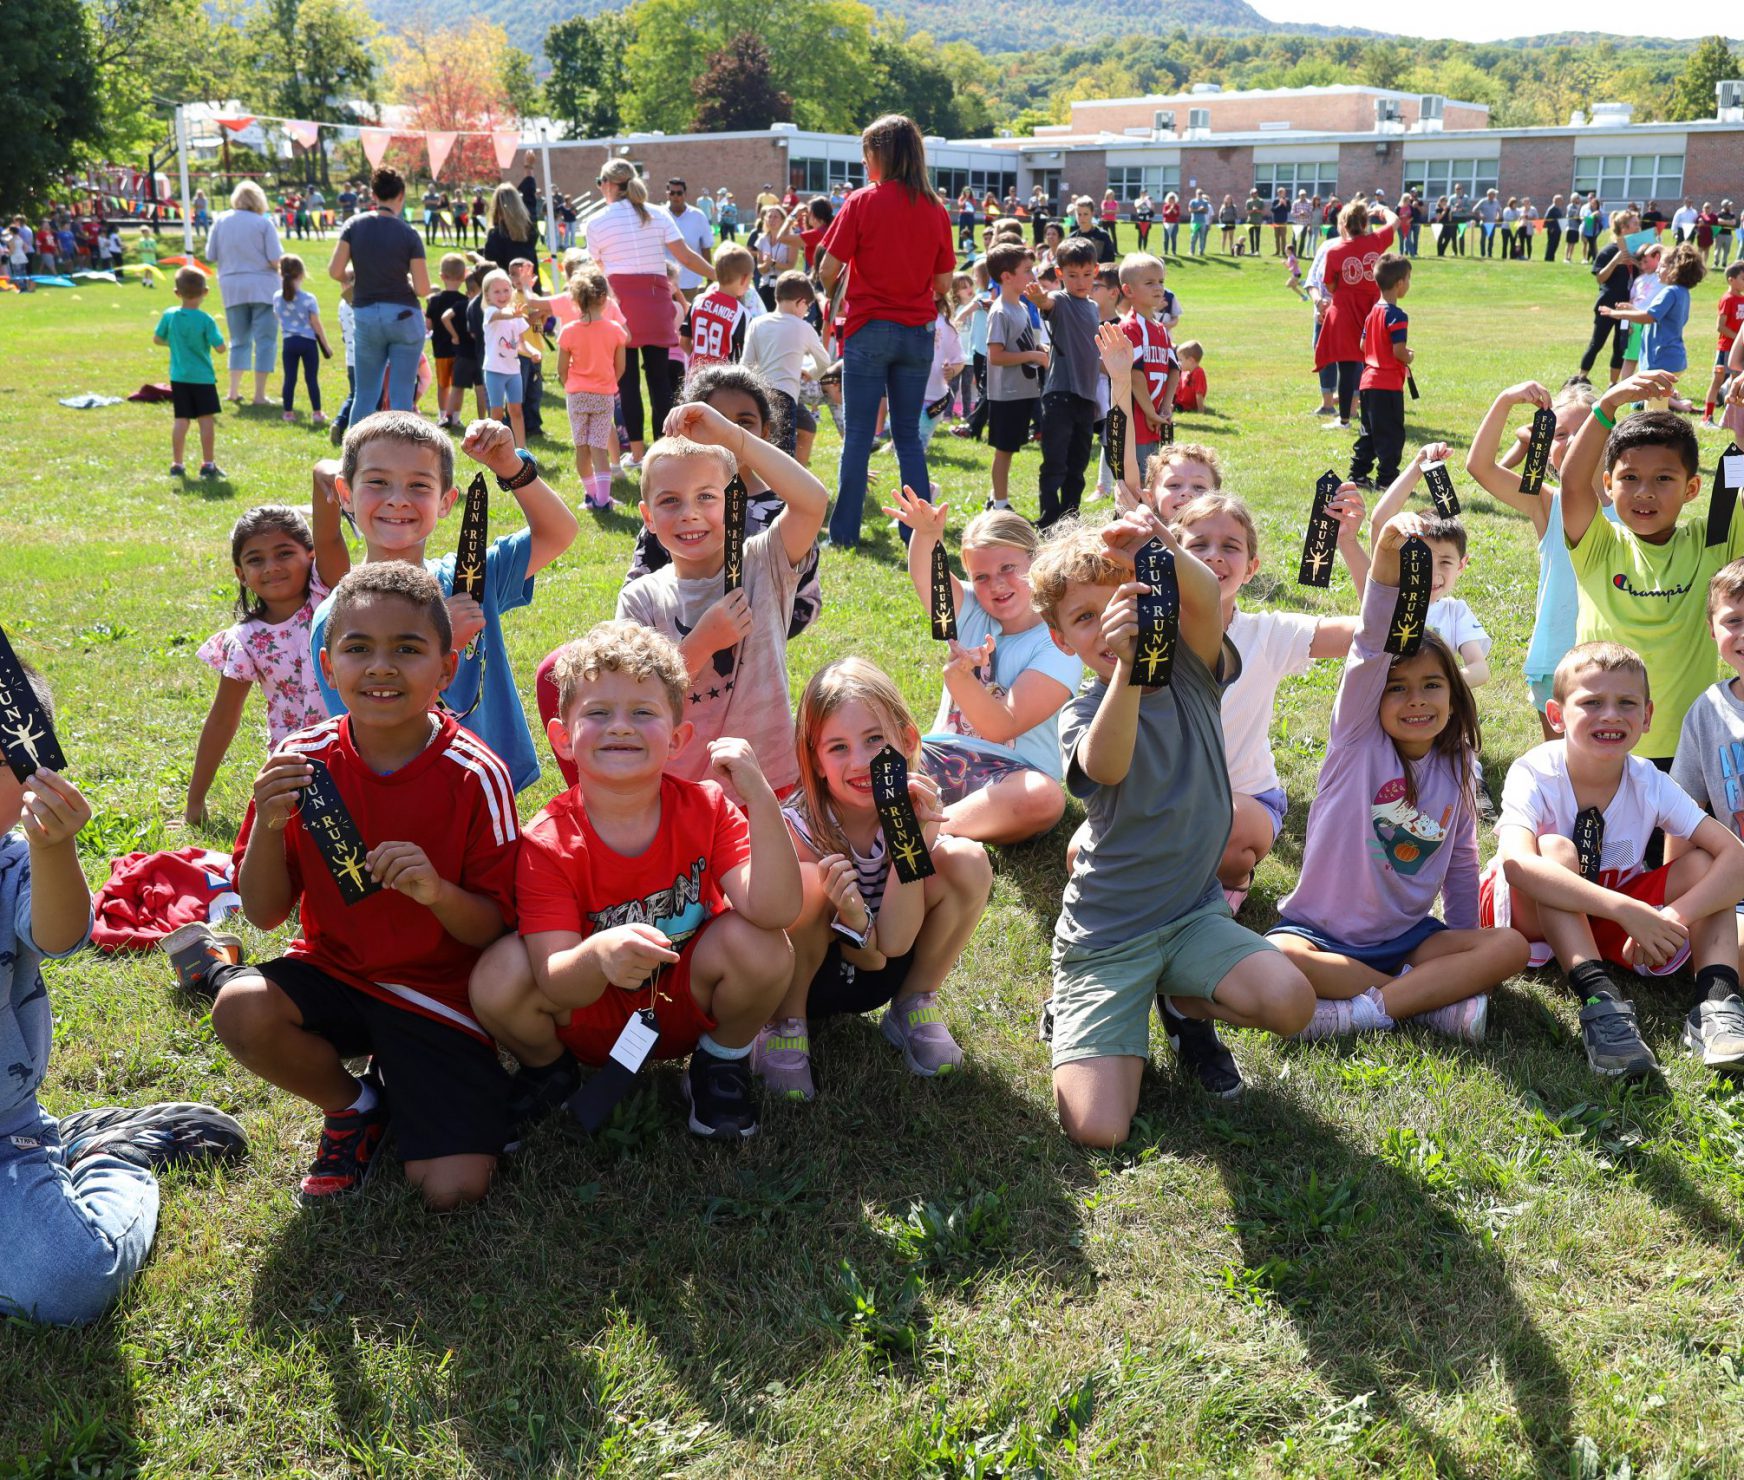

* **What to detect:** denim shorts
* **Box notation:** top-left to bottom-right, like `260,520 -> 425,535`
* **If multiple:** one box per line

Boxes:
1267,915 -> 1447,976
483,368 -> 523,406
1249,786 -> 1288,840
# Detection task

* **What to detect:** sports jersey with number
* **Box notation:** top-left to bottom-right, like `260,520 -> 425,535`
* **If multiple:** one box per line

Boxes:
684,287 -> 749,370
1120,312 -> 1175,446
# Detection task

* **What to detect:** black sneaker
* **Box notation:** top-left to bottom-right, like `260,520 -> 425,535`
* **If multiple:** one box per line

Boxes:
1681,993 -> 1744,1069
682,1048 -> 759,1141
1037,997 -> 1055,1043
503,1053 -> 582,1150
1162,1004 -> 1245,1099
297,1095 -> 390,1202
1578,996 -> 1658,1078
58,1102 -> 247,1173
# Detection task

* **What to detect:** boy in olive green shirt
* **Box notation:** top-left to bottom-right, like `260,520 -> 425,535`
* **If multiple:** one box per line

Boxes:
153,265 -> 227,479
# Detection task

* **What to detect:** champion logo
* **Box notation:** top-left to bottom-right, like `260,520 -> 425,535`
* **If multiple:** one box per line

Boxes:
1612,572 -> 1692,600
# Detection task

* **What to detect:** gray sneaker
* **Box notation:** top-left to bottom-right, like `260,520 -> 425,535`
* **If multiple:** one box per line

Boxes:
160,922 -> 243,999
1579,996 -> 1658,1078
880,993 -> 963,1077
1681,994 -> 1744,1069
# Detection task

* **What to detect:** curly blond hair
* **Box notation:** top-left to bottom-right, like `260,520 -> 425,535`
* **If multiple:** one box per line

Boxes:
553,621 -> 689,721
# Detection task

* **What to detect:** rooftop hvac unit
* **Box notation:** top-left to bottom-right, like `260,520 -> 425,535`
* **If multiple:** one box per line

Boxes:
1719,79 -> 1744,120
1187,107 -> 1212,138
1418,94 -> 1445,120
1590,102 -> 1634,125
1152,109 -> 1176,133
1374,98 -> 1401,123
1189,83 -> 1222,95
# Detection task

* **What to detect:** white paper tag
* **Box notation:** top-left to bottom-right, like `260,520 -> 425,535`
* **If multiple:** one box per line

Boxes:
608,1012 -> 659,1074
1725,453 -> 1744,490
1421,458 -> 1444,471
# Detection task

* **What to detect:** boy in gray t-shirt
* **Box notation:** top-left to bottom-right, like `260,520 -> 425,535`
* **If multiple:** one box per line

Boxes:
1027,407 -> 1314,1147
982,242 -> 1047,511
1029,238 -> 1107,531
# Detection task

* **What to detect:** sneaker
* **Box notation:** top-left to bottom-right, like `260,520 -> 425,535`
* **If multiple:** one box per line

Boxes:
1681,993 -> 1744,1069
169,462 -> 185,477
1312,405 -> 1337,417
1161,1005 -> 1244,1098
1321,420 -> 1352,432
1578,995 -> 1658,1078
985,495 -> 1011,511
329,419 -> 345,446
298,1094 -> 391,1201
311,412 -> 327,426
1037,997 -> 1055,1043
159,921 -> 243,1000
752,1018 -> 816,1101
1701,417 -> 1720,431
682,1048 -> 760,1140
1297,996 -> 1355,1040
949,425 -> 977,439
58,1101 -> 247,1173
503,1054 -> 582,1148
1412,993 -> 1489,1043
200,462 -> 224,479
282,411 -> 297,423
881,993 -> 964,1077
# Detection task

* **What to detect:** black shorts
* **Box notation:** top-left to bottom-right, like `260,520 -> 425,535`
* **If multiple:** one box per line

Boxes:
987,397 -> 1037,453
807,942 -> 917,1018
251,957 -> 509,1162
451,355 -> 481,389
170,381 -> 221,419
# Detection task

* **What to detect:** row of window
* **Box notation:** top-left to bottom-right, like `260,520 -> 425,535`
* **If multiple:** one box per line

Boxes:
1094,154 -> 1690,207
787,157 -> 1020,201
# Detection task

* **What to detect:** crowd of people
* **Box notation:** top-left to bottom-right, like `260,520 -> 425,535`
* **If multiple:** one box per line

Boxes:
10,110 -> 1744,1331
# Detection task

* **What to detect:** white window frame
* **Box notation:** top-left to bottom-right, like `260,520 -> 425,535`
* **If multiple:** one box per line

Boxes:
1106,163 -> 1181,202
1252,160 -> 1338,200
1571,153 -> 1684,208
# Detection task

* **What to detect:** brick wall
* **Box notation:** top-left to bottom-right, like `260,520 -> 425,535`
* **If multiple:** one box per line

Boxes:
1061,149 -> 1108,208
1177,146 -> 1255,206
1497,136 -> 1574,210
1070,91 -> 1486,138
512,137 -> 789,222
1683,132 -> 1744,203
1340,140 -> 1403,200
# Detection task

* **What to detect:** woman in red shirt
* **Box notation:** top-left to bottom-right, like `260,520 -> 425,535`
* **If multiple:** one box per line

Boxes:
818,115 -> 955,548
1161,192 -> 1181,255
1312,199 -> 1397,430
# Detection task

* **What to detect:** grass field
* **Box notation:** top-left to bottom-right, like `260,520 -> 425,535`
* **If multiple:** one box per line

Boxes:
4,234 -> 1744,1479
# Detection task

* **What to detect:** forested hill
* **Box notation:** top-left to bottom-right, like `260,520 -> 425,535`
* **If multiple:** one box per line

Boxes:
363,0 -> 1376,60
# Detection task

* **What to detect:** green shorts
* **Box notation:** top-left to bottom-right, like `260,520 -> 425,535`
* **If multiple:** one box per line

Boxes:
1050,900 -> 1277,1068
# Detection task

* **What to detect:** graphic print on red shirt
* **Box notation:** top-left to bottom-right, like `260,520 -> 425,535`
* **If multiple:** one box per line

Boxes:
1719,291 -> 1744,351
1359,300 -> 1409,392
1121,313 -> 1176,445
232,713 -> 520,1039
685,287 -> 749,370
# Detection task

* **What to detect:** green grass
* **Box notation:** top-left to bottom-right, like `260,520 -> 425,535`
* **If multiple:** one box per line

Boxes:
4,239 -> 1744,1478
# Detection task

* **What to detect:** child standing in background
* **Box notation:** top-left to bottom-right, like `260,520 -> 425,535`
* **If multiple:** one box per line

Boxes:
1348,254 -> 1411,491
556,265 -> 629,510
154,265 -> 226,479
272,255 -> 331,426
1030,237 -> 1103,530
479,269 -> 529,448
1702,261 -> 1744,428
1173,342 -> 1208,413
741,271 -> 832,463
426,253 -> 470,430
1602,242 -> 1704,408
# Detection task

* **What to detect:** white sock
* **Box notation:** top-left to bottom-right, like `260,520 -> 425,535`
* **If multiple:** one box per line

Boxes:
699,1032 -> 751,1060
344,1078 -> 378,1115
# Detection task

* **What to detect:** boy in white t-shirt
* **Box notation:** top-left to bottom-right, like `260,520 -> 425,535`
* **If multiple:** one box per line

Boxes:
1168,485 -> 1366,913
1361,444 -> 1492,687
1483,642 -> 1744,1077
741,270 -> 832,463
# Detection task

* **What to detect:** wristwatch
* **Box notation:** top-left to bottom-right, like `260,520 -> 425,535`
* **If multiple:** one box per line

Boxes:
496,449 -> 539,491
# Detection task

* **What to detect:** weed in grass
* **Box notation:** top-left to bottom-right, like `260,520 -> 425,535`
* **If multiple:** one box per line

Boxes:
826,1261 -> 928,1365
886,1187 -> 1014,1281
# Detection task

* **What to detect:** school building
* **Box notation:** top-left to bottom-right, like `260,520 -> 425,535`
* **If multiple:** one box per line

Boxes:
526,83 -> 1744,217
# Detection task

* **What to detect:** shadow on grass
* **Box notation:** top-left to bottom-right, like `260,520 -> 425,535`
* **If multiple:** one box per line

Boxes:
245,1043 -> 1091,1469
0,1313 -> 142,1477
1124,1086 -> 1574,1473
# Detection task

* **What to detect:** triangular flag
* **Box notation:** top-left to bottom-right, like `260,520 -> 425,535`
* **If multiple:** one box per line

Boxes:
426,130 -> 458,180
360,128 -> 393,170
215,115 -> 255,133
492,130 -> 521,172
284,119 -> 321,150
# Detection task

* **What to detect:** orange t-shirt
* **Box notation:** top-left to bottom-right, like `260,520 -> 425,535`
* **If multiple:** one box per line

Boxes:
557,316 -> 628,394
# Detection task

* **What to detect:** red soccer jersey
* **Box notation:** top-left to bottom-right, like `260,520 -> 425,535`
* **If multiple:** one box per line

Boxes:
1359,299 -> 1409,392
516,775 -> 749,950
817,180 -> 955,346
1719,291 -> 1744,351
1315,225 -> 1396,368
1121,313 -> 1176,445
1175,364 -> 1208,411
684,287 -> 749,370
233,714 -> 520,1040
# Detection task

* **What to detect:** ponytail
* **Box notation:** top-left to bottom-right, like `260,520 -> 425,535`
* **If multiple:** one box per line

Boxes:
601,160 -> 650,224
279,253 -> 304,301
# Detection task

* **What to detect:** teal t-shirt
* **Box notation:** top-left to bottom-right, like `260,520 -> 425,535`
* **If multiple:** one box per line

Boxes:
156,305 -> 223,384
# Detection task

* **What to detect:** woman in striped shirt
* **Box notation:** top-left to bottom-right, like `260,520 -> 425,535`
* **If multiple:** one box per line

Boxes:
585,160 -> 716,466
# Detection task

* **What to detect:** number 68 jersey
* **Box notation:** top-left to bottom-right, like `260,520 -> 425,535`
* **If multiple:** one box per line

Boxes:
684,287 -> 750,372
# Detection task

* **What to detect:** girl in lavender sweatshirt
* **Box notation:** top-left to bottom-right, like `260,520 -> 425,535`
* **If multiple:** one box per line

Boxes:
1267,515 -> 1530,1041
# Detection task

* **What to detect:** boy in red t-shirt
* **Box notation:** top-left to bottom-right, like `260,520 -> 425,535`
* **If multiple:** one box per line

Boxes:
205,564 -> 522,1209
1702,261 -> 1744,427
1173,342 -> 1208,413
1349,254 -> 1412,491
469,622 -> 800,1143
1116,253 -> 1179,484
682,243 -> 755,374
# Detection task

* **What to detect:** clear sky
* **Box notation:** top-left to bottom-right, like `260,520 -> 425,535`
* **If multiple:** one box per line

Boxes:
1254,1 -> 1734,44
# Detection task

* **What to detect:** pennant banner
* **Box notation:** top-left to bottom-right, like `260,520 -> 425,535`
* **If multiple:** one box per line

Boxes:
493,130 -> 521,171
284,119 -> 321,150
426,130 -> 458,181
215,115 -> 255,133
360,128 -> 394,170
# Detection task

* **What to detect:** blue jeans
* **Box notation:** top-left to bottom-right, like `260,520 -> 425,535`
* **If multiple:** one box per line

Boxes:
224,301 -> 278,374
1190,221 -> 1209,255
0,1106 -> 159,1327
352,301 -> 425,415
831,319 -> 933,548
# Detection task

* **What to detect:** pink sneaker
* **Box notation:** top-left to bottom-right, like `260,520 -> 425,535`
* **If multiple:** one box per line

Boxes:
1412,994 -> 1489,1043
881,993 -> 963,1076
282,411 -> 296,423
751,1017 -> 815,1102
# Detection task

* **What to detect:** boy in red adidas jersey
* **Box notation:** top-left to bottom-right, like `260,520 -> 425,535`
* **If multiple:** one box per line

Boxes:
681,243 -> 756,375
1117,253 -> 1179,483
1349,254 -> 1412,492
1702,261 -> 1744,427
469,622 -> 800,1142
208,564 -> 521,1209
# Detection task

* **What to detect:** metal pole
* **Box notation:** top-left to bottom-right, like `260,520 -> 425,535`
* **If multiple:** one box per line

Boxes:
539,126 -> 558,271
175,104 -> 194,254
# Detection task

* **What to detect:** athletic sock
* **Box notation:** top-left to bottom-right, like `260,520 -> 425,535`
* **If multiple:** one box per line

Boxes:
344,1078 -> 378,1116
1569,960 -> 1619,1005
1705,401 -> 1717,420
698,1033 -> 751,1060
1697,963 -> 1741,1003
